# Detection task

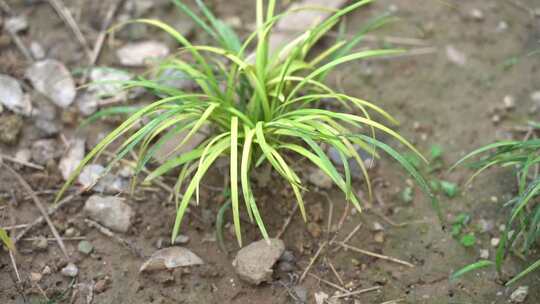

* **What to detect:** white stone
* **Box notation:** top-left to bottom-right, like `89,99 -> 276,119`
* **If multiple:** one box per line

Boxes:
59,138 -> 86,180
83,195 -> 133,233
26,60 -> 76,108
446,45 -> 467,66
0,74 -> 32,116
116,41 -> 169,67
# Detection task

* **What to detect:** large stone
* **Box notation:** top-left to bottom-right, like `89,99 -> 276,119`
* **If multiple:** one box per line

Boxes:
0,74 -> 32,116
140,247 -> 204,272
26,60 -> 76,108
83,195 -> 133,233
232,238 -> 285,285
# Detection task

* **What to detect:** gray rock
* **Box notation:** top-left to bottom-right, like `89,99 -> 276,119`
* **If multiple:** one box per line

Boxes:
83,195 -> 133,233
59,138 -> 85,180
0,74 -> 32,116
31,139 -> 57,165
30,41 -> 46,60
78,240 -> 94,255
78,164 -> 105,189
308,168 -> 332,189
61,263 -> 79,277
174,234 -> 190,245
232,238 -> 285,285
155,68 -> 195,94
88,67 -> 132,98
446,45 -> 467,66
510,286 -> 528,303
139,247 -> 204,272
75,92 -> 99,116
32,236 -> 48,251
0,114 -> 23,145
292,286 -> 308,303
116,41 -> 169,67
26,60 -> 76,108
34,119 -> 60,136
5,16 -> 28,33
15,149 -> 31,163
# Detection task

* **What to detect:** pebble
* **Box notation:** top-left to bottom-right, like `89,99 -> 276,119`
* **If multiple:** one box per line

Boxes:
479,249 -> 489,259
490,237 -> 500,247
510,286 -> 528,303
58,138 -> 86,180
232,238 -> 285,285
0,74 -> 32,116
78,240 -> 94,255
491,114 -> 501,124
116,41 -> 169,67
31,139 -> 57,165
5,15 -> 28,33
373,222 -> 385,231
496,21 -> 508,32
25,60 -> 76,108
140,247 -> 204,272
446,45 -> 467,66
373,231 -> 385,243
174,234 -> 190,245
83,195 -> 133,233
531,91 -> 540,103
88,67 -> 132,97
308,168 -> 332,189
0,114 -> 23,145
94,278 -> 109,293
15,149 -> 31,163
75,92 -> 99,116
154,68 -> 195,95
478,218 -> 494,233
503,95 -> 515,110
64,227 -> 77,237
34,119 -> 61,136
30,272 -> 42,282
30,41 -> 46,60
78,164 -> 105,189
292,286 -> 308,303
470,9 -> 484,21
315,291 -> 329,304
61,263 -> 79,277
32,236 -> 48,251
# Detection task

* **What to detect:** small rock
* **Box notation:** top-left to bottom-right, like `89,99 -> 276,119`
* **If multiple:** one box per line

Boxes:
88,67 -> 132,98
94,278 -> 109,293
373,222 -> 384,231
41,265 -> 52,275
30,41 -> 46,60
478,218 -> 494,233
307,222 -> 322,238
277,261 -> 295,272
279,250 -> 296,263
154,68 -> 196,96
83,195 -> 133,233
503,95 -> 515,110
75,92 -> 99,116
446,45 -> 467,66
308,168 -> 332,189
32,236 -> 48,251
59,138 -> 85,180
315,291 -> 329,304
116,41 -> 169,67
292,286 -> 308,303
31,139 -> 57,165
78,240 -> 94,255
496,21 -> 508,32
232,238 -> 285,285
0,114 -> 23,145
34,119 -> 60,136
15,149 -> 31,163
479,249 -> 489,259
64,227 -> 77,237
491,237 -> 500,247
0,74 -> 32,116
531,91 -> 540,103
26,60 -> 76,108
30,272 -> 42,282
78,164 -> 105,189
174,234 -> 190,245
510,286 -> 528,303
491,114 -> 501,124
140,247 -> 204,272
469,9 -> 484,21
61,263 -> 79,277
5,16 -> 28,33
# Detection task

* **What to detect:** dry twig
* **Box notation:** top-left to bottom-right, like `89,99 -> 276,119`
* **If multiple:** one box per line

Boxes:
338,242 -> 414,268
299,241 -> 327,283
84,218 -> 143,258
275,202 -> 299,239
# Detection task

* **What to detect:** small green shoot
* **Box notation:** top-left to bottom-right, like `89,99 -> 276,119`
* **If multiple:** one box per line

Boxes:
440,180 -> 458,198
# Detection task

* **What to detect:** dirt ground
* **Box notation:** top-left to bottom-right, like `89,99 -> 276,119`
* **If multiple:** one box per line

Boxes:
1,0 -> 540,303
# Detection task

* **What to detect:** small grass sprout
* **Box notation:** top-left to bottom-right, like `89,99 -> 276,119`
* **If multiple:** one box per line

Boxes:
57,0 -> 434,246
452,132 -> 540,284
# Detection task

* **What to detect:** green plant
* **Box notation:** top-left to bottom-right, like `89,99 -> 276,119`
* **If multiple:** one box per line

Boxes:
451,134 -> 540,284
0,227 -> 14,251
58,0 -> 434,246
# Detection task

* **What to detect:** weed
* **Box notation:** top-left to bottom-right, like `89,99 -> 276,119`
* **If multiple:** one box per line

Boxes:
452,132 -> 540,284
58,0 -> 434,245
